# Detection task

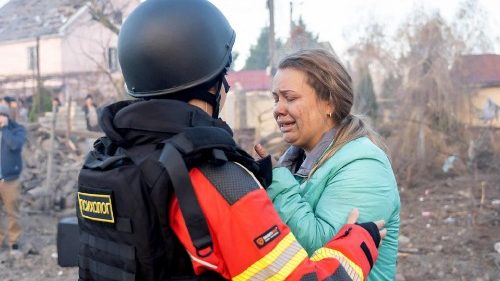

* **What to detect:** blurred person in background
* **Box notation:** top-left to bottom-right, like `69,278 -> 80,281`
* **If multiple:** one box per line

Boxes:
82,94 -> 100,132
256,48 -> 400,280
52,97 -> 61,112
0,104 -> 26,255
3,96 -> 18,121
16,99 -> 28,123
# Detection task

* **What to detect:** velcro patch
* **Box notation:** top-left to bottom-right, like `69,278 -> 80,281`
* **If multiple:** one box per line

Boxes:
254,225 -> 280,248
78,192 -> 115,223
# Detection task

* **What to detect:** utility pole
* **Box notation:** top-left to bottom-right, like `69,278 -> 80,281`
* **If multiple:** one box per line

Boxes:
44,98 -> 57,211
36,36 -> 42,117
267,0 -> 276,72
36,36 -> 42,114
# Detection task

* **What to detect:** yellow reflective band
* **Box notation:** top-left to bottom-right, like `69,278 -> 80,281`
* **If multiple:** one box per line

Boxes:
311,248 -> 364,281
266,248 -> 307,281
233,232 -> 304,281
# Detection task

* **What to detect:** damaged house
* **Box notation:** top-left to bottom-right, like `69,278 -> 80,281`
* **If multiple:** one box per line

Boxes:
0,0 -> 139,104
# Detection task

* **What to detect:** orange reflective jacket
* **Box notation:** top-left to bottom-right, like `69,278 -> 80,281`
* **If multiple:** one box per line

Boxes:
170,162 -> 378,280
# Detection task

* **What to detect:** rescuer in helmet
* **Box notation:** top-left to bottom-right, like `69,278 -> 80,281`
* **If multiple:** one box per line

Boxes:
77,1 -> 385,280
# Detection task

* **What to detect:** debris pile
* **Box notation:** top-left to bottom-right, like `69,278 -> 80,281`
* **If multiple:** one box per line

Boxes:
20,118 -> 101,213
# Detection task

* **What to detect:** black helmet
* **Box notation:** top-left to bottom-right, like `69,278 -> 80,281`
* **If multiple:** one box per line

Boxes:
118,0 -> 235,99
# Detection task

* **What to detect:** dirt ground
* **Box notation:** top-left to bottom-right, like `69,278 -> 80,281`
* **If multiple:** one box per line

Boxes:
0,173 -> 499,281
396,173 -> 500,281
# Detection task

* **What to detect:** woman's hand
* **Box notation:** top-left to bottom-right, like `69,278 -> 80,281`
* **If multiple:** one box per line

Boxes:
254,143 -> 277,167
254,143 -> 268,159
347,208 -> 386,246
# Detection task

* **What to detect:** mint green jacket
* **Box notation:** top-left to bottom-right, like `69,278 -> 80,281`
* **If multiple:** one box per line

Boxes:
267,137 -> 400,281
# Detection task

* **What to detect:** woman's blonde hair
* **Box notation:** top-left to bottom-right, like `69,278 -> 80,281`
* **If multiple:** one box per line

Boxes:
277,49 -> 386,177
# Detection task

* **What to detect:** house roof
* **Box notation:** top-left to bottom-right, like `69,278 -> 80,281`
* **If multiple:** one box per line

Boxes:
0,0 -> 86,42
227,70 -> 272,92
451,54 -> 500,87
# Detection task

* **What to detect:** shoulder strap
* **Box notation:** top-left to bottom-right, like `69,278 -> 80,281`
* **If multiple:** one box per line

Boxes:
158,143 -> 214,257
124,127 -> 271,259
168,127 -> 235,155
122,139 -> 214,258
165,126 -> 272,188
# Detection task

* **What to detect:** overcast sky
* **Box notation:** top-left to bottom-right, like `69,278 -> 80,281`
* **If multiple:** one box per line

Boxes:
1,0 -> 499,69
210,0 -> 500,69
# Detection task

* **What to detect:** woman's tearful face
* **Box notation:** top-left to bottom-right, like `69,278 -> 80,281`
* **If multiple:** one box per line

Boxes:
272,68 -> 334,152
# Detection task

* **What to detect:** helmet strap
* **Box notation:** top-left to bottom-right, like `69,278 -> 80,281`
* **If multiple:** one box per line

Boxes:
211,78 -> 224,119
186,78 -> 222,118
186,90 -> 217,115
164,75 -> 228,119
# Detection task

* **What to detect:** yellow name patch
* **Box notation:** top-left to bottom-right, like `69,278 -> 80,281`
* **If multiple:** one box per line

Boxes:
78,192 -> 115,223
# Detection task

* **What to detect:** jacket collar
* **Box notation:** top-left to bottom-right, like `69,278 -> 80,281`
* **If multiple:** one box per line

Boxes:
295,128 -> 336,177
278,128 -> 336,178
99,99 -> 233,146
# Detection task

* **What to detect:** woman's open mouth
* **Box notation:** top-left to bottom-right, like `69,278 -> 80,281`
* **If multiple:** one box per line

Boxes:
279,121 -> 295,132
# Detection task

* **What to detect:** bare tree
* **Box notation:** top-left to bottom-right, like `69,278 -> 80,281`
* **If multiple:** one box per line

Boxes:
87,0 -> 129,35
452,0 -> 494,54
76,0 -> 139,100
390,13 -> 468,185
346,2 -> 497,186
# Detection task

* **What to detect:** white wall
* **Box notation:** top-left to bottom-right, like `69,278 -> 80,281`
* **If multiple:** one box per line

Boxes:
0,0 -> 141,78
220,89 -> 279,140
61,8 -> 117,74
0,37 -> 63,76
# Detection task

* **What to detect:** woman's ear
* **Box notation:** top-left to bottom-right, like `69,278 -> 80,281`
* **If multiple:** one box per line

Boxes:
322,100 -> 337,126
321,100 -> 335,117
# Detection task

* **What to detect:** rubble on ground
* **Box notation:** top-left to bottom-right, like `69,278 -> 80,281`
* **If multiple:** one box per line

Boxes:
0,114 -> 498,281
20,122 -> 100,213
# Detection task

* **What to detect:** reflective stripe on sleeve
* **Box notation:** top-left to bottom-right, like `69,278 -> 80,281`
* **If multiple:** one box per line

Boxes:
232,232 -> 307,281
310,248 -> 364,281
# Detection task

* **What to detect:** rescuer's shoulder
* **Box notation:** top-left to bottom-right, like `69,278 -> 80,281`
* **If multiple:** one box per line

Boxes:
197,161 -> 262,205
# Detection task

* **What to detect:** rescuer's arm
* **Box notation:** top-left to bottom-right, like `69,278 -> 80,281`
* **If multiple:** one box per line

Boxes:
169,163 -> 383,280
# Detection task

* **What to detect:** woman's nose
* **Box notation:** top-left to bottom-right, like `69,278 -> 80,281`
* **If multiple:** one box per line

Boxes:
273,103 -> 285,120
